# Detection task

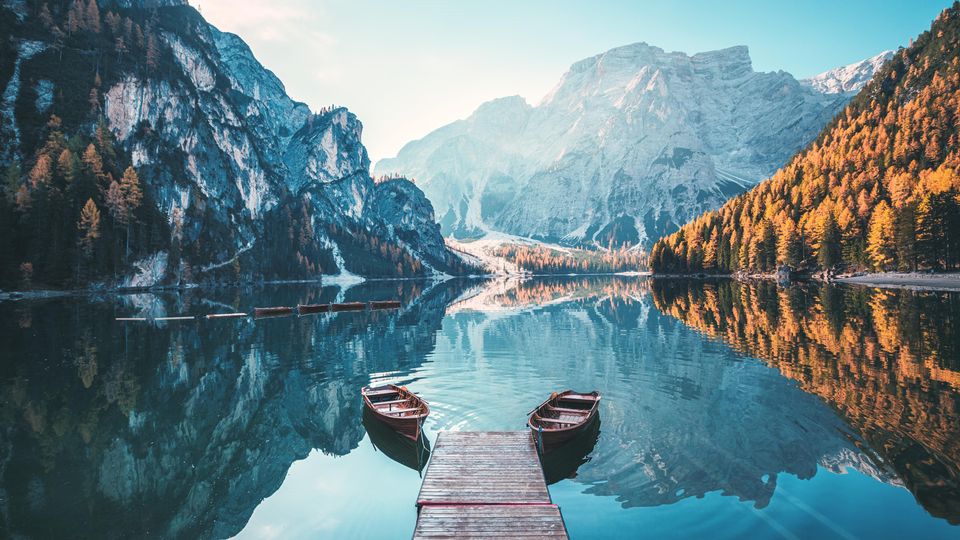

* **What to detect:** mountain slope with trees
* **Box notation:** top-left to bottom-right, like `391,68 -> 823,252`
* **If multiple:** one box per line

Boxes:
0,0 -> 473,290
650,3 -> 960,275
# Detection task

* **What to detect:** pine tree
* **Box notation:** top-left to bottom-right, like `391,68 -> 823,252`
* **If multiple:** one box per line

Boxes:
57,149 -> 77,184
77,198 -> 100,257
84,0 -> 100,34
29,154 -> 53,188
866,201 -> 897,270
81,143 -> 103,178
818,213 -> 842,269
916,193 -> 942,269
894,205 -> 917,271
66,0 -> 83,34
38,3 -> 54,29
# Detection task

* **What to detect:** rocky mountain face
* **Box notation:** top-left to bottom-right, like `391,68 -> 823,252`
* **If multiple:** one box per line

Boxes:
0,0 -> 470,288
376,43 -> 886,247
801,50 -> 894,94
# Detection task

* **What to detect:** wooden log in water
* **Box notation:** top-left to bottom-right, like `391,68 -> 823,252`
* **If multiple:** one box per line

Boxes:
205,312 -> 248,319
369,300 -> 402,310
254,306 -> 294,318
297,303 -> 329,315
330,302 -> 366,312
154,316 -> 195,321
115,317 -> 147,321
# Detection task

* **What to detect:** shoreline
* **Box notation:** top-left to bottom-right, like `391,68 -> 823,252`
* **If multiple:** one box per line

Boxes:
834,272 -> 960,292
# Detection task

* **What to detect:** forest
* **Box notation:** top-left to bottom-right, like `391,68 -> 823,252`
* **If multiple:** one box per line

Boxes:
650,3 -> 960,275
488,244 -> 647,274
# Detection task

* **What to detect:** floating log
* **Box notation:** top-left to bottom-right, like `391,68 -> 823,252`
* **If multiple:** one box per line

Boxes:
154,316 -> 195,321
254,306 -> 294,317
115,317 -> 147,321
297,303 -> 329,315
206,312 -> 248,319
369,300 -> 402,310
330,302 -> 366,312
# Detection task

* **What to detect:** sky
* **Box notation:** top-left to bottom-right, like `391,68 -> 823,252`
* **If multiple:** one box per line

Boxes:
190,0 -> 952,163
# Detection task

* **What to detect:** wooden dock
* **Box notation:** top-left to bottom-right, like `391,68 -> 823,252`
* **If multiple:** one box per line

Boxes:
413,431 -> 568,539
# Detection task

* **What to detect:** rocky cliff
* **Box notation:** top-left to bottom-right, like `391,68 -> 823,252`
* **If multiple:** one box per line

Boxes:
0,0 -> 471,288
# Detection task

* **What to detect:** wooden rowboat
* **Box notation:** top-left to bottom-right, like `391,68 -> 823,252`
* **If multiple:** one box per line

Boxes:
528,390 -> 601,451
331,302 -> 366,312
253,306 -> 293,317
297,303 -> 329,315
361,384 -> 429,441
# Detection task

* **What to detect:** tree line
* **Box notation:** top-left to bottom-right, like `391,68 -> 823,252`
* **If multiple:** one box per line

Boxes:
490,244 -> 647,274
1,116 -> 167,288
651,4 -> 960,275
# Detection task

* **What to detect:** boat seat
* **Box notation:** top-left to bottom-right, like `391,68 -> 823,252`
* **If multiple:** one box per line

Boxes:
379,407 -> 421,415
372,398 -> 410,406
548,406 -> 589,414
365,389 -> 399,397
559,395 -> 596,402
536,417 -> 579,425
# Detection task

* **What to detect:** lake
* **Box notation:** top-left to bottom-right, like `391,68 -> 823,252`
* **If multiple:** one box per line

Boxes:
1,276 -> 958,539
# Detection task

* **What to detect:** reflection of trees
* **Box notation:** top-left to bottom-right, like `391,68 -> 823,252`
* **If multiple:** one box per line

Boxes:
0,280 -> 463,539
651,279 -> 960,523
443,289 -> 875,511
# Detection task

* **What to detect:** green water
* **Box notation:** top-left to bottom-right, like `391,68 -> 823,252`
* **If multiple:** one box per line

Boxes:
1,277 -> 958,539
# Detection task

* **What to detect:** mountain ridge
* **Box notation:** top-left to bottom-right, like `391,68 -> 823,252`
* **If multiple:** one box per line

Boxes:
650,3 -> 960,275
376,42 -> 882,248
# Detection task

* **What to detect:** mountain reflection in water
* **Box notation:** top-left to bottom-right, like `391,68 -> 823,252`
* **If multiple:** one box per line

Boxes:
0,276 -> 958,539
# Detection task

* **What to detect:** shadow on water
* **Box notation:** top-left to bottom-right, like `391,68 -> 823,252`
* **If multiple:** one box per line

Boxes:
362,409 -> 432,475
541,418 -> 601,485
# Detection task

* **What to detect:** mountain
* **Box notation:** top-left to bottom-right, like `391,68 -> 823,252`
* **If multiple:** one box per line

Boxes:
0,0 -> 472,289
375,43 -> 881,248
650,4 -> 960,275
801,50 -> 895,94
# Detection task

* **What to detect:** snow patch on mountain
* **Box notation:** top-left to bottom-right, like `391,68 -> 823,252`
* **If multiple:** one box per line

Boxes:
802,50 -> 894,94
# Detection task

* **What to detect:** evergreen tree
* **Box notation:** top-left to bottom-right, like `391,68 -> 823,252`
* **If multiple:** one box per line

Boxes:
894,204 -> 917,271
866,201 -> 897,270
818,213 -> 842,269
77,198 -> 100,257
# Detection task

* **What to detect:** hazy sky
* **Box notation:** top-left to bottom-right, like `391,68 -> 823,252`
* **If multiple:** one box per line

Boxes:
190,0 -> 951,162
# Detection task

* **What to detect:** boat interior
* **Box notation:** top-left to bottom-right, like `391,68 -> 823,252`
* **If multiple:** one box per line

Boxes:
535,393 -> 599,427
365,387 -> 425,417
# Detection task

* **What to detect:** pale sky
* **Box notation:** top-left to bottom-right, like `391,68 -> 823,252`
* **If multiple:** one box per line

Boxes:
190,0 -> 951,163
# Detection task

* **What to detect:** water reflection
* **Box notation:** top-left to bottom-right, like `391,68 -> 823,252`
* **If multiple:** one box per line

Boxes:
0,279 -> 466,539
651,279 -> 960,523
542,419 -> 601,485
1,276 -> 958,539
363,409 -> 431,474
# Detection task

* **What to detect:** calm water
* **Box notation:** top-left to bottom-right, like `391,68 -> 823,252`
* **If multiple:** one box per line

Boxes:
1,277 -> 959,539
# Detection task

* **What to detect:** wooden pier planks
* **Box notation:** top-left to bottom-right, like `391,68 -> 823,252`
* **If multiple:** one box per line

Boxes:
413,505 -> 568,538
414,431 -> 567,539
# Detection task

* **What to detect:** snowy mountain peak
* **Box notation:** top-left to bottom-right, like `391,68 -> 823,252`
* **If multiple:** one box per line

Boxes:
377,44 -> 885,248
802,50 -> 894,94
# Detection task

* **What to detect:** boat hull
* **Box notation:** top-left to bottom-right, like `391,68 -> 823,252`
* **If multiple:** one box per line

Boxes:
361,384 -> 429,441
